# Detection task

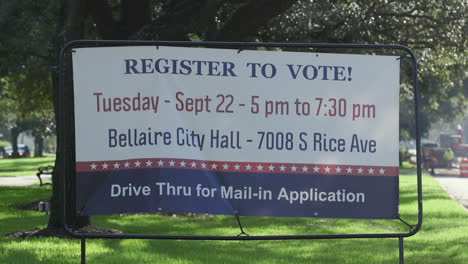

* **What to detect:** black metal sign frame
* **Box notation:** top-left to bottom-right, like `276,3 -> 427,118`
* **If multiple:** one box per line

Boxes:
58,40 -> 422,264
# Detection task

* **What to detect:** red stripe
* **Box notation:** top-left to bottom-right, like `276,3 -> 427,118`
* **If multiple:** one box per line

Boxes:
76,158 -> 399,176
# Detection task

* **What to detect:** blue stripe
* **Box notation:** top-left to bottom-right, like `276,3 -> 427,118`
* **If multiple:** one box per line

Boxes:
76,168 -> 398,219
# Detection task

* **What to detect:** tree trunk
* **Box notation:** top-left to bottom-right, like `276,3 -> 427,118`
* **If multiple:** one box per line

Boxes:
48,0 -> 90,230
34,135 -> 44,157
10,127 -> 20,158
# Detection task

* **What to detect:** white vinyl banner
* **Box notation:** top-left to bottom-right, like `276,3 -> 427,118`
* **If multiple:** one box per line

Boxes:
73,46 -> 399,166
73,46 -> 400,219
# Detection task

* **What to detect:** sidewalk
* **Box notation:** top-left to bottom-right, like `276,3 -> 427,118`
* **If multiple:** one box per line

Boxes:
434,173 -> 468,211
0,175 -> 51,186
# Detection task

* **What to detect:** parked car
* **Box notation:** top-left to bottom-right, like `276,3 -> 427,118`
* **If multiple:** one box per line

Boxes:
4,144 -> 31,158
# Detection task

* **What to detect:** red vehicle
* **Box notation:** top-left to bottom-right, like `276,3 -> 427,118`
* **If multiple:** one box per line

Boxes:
422,144 -> 453,175
439,125 -> 468,158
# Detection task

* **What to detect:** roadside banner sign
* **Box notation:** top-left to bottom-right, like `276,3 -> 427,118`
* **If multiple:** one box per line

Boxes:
73,46 -> 400,219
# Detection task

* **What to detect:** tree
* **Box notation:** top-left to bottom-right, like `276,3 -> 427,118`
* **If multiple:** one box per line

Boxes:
0,78 -> 21,157
29,114 -> 56,157
0,63 -> 55,157
259,0 -> 467,137
0,78 -> 17,135
49,0 -> 300,230
0,0 -> 56,157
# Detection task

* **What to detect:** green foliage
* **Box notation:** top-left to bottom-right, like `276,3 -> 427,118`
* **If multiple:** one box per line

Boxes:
0,0 -> 57,142
0,175 -> 467,263
1,0 -> 466,136
0,78 -> 18,128
262,0 -> 467,136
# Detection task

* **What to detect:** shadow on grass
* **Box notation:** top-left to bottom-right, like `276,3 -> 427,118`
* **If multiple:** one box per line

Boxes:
0,209 -> 48,235
0,186 -> 51,207
84,236 -> 400,264
0,244 -> 47,264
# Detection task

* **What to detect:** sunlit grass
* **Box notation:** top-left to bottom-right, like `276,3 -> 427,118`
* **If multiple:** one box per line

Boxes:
0,157 -> 55,177
400,161 -> 417,175
0,140 -> 10,148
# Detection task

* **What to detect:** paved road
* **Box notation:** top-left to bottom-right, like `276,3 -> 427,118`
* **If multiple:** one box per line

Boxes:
0,175 -> 51,186
434,174 -> 468,210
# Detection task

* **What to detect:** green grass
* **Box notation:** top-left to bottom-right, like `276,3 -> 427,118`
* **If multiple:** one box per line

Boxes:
0,174 -> 467,263
0,140 -> 10,148
400,161 -> 417,175
0,157 -> 56,177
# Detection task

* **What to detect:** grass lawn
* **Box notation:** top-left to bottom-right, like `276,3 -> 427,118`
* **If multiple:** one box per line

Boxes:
0,156 -> 56,177
0,140 -> 10,148
0,171 -> 467,263
400,161 -> 417,175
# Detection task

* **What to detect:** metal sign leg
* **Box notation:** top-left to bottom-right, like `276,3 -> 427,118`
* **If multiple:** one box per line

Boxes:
399,237 -> 404,264
235,213 -> 249,236
81,237 -> 86,264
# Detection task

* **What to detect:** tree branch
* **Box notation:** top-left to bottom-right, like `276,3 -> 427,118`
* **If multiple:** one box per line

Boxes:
120,0 -> 151,38
86,0 -> 121,39
132,0 -> 221,41
216,0 -> 298,41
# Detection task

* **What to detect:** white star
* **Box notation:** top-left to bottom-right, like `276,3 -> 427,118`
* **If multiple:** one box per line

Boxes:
302,166 -> 308,172
245,164 -> 252,170
134,161 -> 141,167
179,161 -> 186,167
234,164 -> 241,170
368,168 -> 375,174
279,165 -> 286,171
124,161 -> 130,168
291,165 -> 297,172
113,162 -> 120,169
313,166 -> 320,173
190,162 -> 197,168
223,163 -> 229,170
169,160 -> 175,167
379,168 -> 385,174
102,163 -> 109,169
90,163 -> 97,170
269,165 -> 275,171
146,160 -> 153,167
211,163 -> 218,169
201,162 -> 207,168
256,164 -> 264,171
157,160 -> 164,166
357,168 -> 364,174
346,167 -> 353,173
335,167 -> 342,173
324,167 -> 331,173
